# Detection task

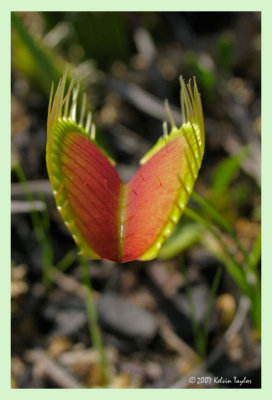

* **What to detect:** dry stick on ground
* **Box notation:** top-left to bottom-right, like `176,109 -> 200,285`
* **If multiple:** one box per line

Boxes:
53,268 -> 88,298
25,349 -> 82,388
170,296 -> 250,388
11,200 -> 46,214
158,315 -> 200,366
11,180 -> 53,198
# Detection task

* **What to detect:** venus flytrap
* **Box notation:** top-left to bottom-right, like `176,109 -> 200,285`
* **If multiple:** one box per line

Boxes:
46,73 -> 205,263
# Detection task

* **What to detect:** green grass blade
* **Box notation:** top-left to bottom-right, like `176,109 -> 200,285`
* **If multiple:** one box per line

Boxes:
180,261 -> 202,357
212,146 -> 250,191
248,231 -> 261,271
192,191 -> 235,235
159,223 -> 203,260
55,250 -> 77,272
11,12 -> 61,95
202,267 -> 222,346
78,254 -> 109,385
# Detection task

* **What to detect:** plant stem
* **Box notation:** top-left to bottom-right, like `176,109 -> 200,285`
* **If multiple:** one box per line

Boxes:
180,261 -> 202,357
78,254 -> 109,385
202,266 -> 222,355
56,249 -> 77,272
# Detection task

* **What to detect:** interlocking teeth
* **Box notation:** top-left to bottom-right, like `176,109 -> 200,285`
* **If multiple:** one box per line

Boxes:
90,123 -> 96,140
79,93 -> 87,127
85,111 -> 92,133
163,121 -> 168,138
72,234 -> 79,244
170,215 -> 178,224
165,99 -> 177,130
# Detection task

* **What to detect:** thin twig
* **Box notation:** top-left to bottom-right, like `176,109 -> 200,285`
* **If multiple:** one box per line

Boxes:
25,349 -> 82,388
11,200 -> 46,214
11,180 -> 53,198
158,315 -> 200,366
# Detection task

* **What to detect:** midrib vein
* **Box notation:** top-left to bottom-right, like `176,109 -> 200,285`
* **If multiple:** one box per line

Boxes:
117,183 -> 128,262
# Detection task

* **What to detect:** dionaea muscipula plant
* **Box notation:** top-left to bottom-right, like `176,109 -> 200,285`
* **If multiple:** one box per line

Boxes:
46,72 -> 205,263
